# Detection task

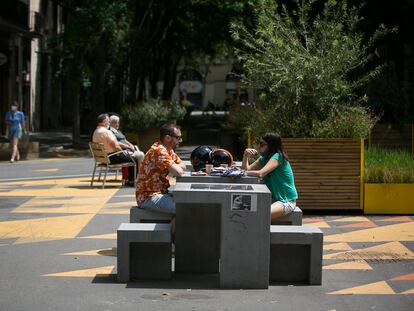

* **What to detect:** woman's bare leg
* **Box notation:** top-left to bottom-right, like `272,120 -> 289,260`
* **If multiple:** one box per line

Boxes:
270,201 -> 284,223
10,137 -> 19,162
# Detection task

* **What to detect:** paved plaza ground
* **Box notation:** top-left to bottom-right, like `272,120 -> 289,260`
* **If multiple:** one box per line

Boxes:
0,157 -> 413,311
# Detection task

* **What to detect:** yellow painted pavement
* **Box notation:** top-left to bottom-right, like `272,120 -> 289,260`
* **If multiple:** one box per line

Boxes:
0,177 -> 119,244
324,241 -> 414,261
79,233 -> 117,239
45,265 -> 115,277
325,222 -> 414,243
328,281 -> 396,295
332,216 -> 372,222
32,168 -> 59,172
323,242 -> 352,251
323,260 -> 372,270
0,214 -> 95,244
303,221 -> 330,228
1,177 -> 413,296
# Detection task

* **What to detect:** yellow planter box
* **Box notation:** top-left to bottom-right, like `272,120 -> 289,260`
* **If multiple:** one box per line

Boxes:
364,183 -> 414,214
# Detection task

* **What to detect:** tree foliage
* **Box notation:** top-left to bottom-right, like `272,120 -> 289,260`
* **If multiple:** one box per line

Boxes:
230,0 -> 393,138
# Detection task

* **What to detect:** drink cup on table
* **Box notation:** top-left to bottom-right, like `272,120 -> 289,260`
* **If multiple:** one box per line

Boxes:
205,164 -> 213,175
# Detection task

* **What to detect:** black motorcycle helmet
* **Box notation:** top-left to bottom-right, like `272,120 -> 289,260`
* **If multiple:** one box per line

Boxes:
211,148 -> 233,167
190,145 -> 213,171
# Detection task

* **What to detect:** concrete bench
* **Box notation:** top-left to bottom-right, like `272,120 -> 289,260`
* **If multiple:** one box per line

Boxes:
270,225 -> 323,285
272,206 -> 303,225
130,206 -> 172,223
117,223 -> 172,282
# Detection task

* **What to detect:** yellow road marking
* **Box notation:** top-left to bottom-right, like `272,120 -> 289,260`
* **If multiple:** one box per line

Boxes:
303,221 -> 330,228
327,281 -> 395,295
325,222 -> 414,242
323,260 -> 372,270
44,265 -> 114,277
79,233 -> 116,239
324,241 -> 414,261
0,214 -> 95,244
399,288 -> 414,294
324,243 -> 352,251
332,216 -> 371,222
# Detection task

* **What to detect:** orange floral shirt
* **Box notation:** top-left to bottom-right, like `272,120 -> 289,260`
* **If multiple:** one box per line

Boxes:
135,141 -> 182,205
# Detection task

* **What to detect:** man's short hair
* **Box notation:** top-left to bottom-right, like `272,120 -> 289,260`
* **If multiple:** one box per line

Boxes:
97,113 -> 109,124
109,115 -> 120,123
160,123 -> 181,139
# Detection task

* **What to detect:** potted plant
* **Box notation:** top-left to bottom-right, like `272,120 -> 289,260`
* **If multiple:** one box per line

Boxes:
121,98 -> 187,152
363,148 -> 414,214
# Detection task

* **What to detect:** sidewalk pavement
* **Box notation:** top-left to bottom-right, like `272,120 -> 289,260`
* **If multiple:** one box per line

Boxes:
0,158 -> 413,311
6,130 -> 199,160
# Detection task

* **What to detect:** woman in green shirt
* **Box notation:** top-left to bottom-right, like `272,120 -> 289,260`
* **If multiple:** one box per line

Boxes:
242,132 -> 298,222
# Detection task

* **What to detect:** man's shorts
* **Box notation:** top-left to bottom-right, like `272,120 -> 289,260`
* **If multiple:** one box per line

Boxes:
274,200 -> 296,216
139,193 -> 176,215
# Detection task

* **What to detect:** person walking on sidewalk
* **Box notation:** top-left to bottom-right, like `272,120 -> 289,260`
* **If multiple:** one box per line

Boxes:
4,101 -> 27,163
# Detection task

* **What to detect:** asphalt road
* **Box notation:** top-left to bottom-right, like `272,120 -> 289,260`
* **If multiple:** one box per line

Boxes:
0,157 -> 94,182
0,157 -> 413,311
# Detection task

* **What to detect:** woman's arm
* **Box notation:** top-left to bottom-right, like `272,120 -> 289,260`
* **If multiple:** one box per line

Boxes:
245,158 -> 279,179
242,148 -> 261,171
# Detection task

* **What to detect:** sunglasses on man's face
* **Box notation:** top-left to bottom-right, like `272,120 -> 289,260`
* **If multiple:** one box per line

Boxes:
259,141 -> 268,147
169,134 -> 182,141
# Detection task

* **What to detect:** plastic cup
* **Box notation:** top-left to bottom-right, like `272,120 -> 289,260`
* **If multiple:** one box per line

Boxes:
205,164 -> 213,175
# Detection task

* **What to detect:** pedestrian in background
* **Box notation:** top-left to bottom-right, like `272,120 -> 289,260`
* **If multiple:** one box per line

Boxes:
4,101 -> 27,163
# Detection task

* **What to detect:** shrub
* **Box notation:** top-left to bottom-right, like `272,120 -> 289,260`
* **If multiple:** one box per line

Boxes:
310,106 -> 379,138
364,148 -> 414,183
229,0 -> 393,139
121,98 -> 187,132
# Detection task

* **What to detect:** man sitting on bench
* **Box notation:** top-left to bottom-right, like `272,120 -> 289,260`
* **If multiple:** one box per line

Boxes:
135,123 -> 186,232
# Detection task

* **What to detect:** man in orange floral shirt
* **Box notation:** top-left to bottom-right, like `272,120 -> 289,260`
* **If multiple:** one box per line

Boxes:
136,124 -> 186,224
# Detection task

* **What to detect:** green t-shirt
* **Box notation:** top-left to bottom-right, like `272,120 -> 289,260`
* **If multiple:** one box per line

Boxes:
259,153 -> 298,202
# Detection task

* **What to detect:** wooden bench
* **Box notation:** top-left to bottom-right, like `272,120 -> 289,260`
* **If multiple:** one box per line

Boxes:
130,206 -> 172,223
117,223 -> 172,282
272,206 -> 303,225
270,225 -> 323,285
89,142 -> 136,189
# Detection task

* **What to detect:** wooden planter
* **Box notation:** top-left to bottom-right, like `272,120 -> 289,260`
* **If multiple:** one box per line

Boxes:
364,183 -> 414,214
283,139 -> 363,210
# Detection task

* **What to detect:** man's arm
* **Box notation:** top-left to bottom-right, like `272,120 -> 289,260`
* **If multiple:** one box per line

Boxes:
168,163 -> 184,177
118,141 -> 132,150
108,132 -> 122,151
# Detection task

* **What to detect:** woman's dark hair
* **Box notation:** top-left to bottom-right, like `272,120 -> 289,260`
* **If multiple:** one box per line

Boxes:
261,132 -> 289,164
